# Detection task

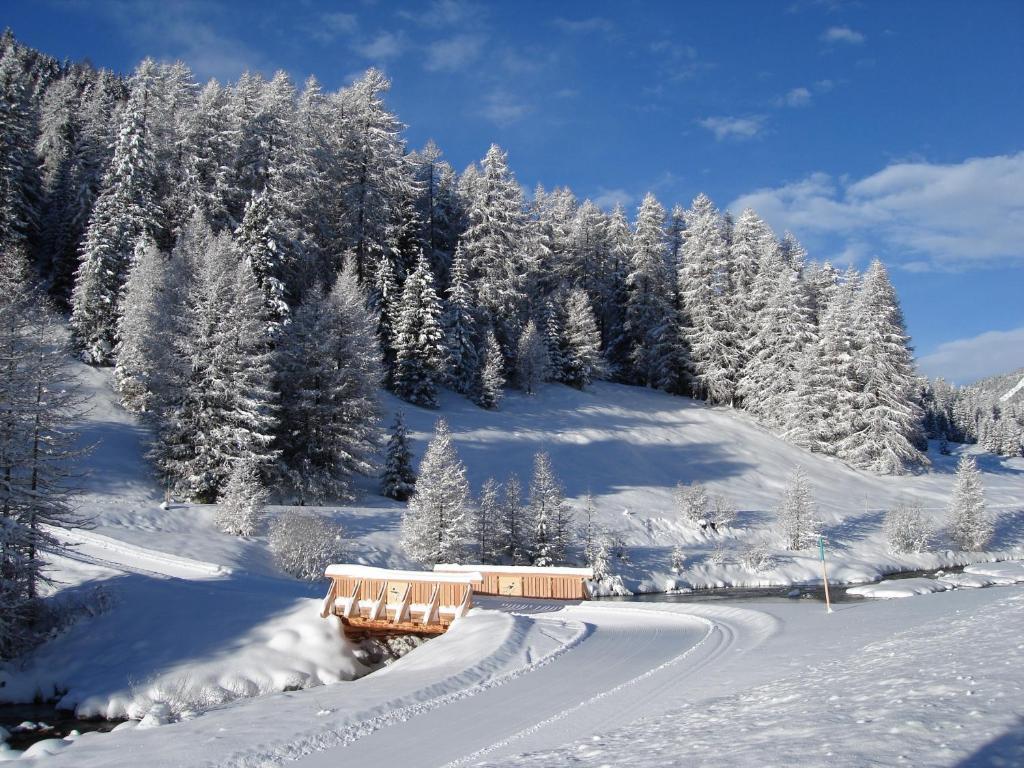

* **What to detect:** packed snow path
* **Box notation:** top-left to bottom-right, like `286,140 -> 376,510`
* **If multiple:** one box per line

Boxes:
294,604 -> 721,768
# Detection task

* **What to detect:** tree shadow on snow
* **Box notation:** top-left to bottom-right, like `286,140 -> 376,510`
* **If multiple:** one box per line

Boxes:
822,509 -> 887,546
991,507 -> 1024,549
953,717 -> 1024,767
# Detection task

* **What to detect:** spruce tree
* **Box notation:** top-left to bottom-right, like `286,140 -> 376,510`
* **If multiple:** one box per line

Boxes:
234,188 -> 291,337
777,466 -> 820,550
474,326 -> 505,410
562,287 -> 605,389
400,418 -> 472,565
154,234 -> 278,501
380,412 -> 416,501
499,472 -> 528,564
475,477 -> 502,563
443,245 -> 479,395
516,319 -> 548,395
527,451 -> 572,566
392,251 -> 446,407
216,461 -> 267,536
948,455 -> 991,550
679,194 -> 740,405
275,263 -> 382,504
838,260 -> 927,474
70,62 -> 161,364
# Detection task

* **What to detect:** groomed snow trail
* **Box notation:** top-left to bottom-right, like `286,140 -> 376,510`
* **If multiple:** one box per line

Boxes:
292,603 -> 762,768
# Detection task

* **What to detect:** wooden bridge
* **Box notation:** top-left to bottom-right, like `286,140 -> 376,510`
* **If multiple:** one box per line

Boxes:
321,564 -> 483,638
434,564 -> 594,600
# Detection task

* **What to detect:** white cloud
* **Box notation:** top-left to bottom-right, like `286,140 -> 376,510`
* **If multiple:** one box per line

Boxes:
728,152 -> 1024,269
917,327 -> 1024,384
821,25 -> 866,44
358,32 -> 405,61
778,86 -> 812,108
552,17 -> 614,34
398,0 -> 484,28
479,90 -> 532,125
310,12 -> 357,42
698,115 -> 766,141
592,188 -> 634,211
425,34 -> 485,71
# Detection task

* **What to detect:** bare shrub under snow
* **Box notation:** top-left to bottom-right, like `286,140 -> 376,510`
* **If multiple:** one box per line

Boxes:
884,503 -> 933,554
269,510 -> 345,581
739,540 -> 776,573
674,482 -> 708,523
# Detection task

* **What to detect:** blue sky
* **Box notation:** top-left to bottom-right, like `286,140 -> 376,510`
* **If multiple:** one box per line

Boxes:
8,0 -> 1024,383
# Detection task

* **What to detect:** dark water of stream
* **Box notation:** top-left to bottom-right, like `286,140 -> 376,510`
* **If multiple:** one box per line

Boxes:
0,703 -> 124,752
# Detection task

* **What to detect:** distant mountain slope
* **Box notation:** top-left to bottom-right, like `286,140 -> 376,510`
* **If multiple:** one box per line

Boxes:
970,367 -> 1024,405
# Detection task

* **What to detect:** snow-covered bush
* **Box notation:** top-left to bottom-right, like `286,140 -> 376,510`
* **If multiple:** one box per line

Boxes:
673,482 -> 708,523
216,462 -> 267,536
709,542 -> 729,566
777,466 -> 820,550
884,503 -> 932,554
268,510 -> 345,581
709,495 -> 736,528
670,545 -> 686,574
739,540 -> 776,573
948,455 -> 992,550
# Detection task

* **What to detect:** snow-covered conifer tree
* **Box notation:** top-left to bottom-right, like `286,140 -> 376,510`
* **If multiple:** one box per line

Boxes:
216,461 -> 267,536
70,61 -> 162,364
624,193 -> 684,389
400,418 -> 472,565
948,455 -> 991,550
443,245 -> 478,395
837,260 -> 927,474
380,412 -> 416,501
275,263 -> 382,503
527,451 -> 572,566
679,194 -> 739,404
562,287 -> 604,389
474,478 -> 502,564
392,252 -> 446,407
516,319 -> 548,395
777,466 -> 820,550
113,236 -> 172,414
154,234 -> 278,501
498,472 -> 528,564
234,188 -> 291,336
474,326 -> 505,410
541,296 -> 568,383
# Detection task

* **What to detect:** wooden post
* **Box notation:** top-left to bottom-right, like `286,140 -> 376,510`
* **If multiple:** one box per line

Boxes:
819,536 -> 833,614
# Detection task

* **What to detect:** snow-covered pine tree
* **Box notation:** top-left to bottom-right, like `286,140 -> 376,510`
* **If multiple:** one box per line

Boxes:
0,51 -> 39,256
624,193 -> 684,390
474,477 -> 502,564
562,287 -> 605,389
736,260 -> 817,427
234,188 -> 292,337
527,451 -> 571,566
600,204 -> 633,377
784,271 -> 860,454
679,194 -> 740,405
380,412 -> 416,501
392,251 -> 446,407
474,325 -> 505,410
541,295 -> 568,383
460,144 -> 528,346
837,260 -> 927,474
948,455 -> 991,550
443,245 -> 479,395
113,236 -> 171,414
516,318 -> 548,395
70,61 -> 162,364
154,234 -> 278,502
498,472 -> 528,564
275,263 -> 382,504
400,418 -> 472,565
0,249 -> 88,655
369,251 -> 402,373
777,466 -> 820,550
216,461 -> 267,536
